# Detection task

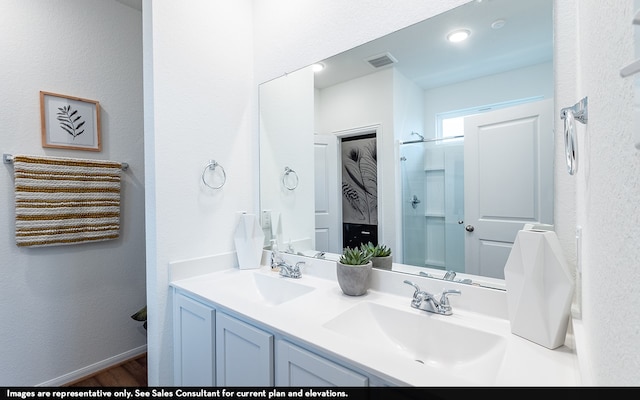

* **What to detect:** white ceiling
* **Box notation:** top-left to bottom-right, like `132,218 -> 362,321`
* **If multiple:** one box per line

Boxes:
112,0 -> 552,91
314,0 -> 553,90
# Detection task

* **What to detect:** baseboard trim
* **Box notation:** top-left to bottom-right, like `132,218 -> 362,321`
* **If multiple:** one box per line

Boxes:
37,344 -> 148,387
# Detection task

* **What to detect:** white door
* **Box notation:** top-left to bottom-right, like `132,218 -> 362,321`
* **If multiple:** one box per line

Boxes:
464,99 -> 554,279
314,134 -> 341,254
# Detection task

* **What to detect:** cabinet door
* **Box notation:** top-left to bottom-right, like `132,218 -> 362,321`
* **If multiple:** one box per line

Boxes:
275,340 -> 368,386
216,312 -> 274,386
173,292 -> 216,386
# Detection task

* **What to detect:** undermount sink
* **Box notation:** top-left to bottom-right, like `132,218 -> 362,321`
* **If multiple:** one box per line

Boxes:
210,271 -> 315,306
323,301 -> 507,382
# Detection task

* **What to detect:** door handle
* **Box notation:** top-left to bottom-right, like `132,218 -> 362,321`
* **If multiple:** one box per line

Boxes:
465,225 -> 475,232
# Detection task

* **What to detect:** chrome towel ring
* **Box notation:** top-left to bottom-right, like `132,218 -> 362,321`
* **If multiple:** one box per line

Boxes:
563,109 -> 578,175
560,97 -> 588,176
282,166 -> 299,190
202,160 -> 226,189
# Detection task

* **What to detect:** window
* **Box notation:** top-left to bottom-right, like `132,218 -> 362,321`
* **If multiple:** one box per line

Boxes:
436,96 -> 544,139
441,115 -> 466,138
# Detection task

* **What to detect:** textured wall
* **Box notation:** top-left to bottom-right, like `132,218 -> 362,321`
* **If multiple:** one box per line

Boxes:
143,0 -> 256,385
0,0 -> 146,385
569,0 -> 640,386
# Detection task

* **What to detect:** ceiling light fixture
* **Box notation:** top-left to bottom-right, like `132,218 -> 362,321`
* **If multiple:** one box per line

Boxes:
447,29 -> 471,43
312,63 -> 325,72
491,19 -> 506,30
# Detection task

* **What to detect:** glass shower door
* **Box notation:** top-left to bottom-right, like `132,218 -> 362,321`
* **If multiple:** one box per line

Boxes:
400,138 -> 465,273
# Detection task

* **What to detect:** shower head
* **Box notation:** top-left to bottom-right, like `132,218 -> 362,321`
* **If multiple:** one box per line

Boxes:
411,131 -> 424,141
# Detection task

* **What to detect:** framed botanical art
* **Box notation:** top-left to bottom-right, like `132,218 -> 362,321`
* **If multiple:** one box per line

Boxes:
40,91 -> 101,151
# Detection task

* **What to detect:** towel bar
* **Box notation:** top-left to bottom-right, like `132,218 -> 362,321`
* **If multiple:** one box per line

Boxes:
3,153 -> 129,171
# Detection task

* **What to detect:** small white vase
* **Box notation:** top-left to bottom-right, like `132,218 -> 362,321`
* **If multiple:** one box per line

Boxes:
233,214 -> 265,270
336,261 -> 372,296
504,228 -> 574,349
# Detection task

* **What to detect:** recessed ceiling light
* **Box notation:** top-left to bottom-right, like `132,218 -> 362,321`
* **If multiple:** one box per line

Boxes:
491,19 -> 506,30
447,29 -> 470,43
312,63 -> 325,72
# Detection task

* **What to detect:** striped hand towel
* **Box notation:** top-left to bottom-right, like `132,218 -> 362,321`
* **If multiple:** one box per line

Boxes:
13,155 -> 122,248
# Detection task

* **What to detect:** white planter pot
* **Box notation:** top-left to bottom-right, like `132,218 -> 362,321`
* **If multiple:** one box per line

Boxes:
371,255 -> 392,270
336,261 -> 372,296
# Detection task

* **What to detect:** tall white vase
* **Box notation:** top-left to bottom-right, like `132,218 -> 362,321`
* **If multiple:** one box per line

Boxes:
234,213 -> 265,270
503,227 -> 574,349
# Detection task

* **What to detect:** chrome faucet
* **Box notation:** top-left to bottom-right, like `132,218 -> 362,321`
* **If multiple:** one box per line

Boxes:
279,261 -> 304,279
270,249 -> 284,269
443,270 -> 456,281
270,250 -> 303,279
403,280 -> 461,316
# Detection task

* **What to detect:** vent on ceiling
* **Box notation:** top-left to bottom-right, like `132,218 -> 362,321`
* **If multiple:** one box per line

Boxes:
365,52 -> 398,69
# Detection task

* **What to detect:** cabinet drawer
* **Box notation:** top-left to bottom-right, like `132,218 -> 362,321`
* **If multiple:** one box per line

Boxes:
276,340 -> 368,386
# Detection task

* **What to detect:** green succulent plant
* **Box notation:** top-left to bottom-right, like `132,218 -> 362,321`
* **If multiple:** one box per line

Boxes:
360,242 -> 391,258
131,305 -> 147,330
339,246 -> 371,266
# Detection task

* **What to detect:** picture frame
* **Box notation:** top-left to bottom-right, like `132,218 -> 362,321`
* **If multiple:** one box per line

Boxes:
40,91 -> 101,151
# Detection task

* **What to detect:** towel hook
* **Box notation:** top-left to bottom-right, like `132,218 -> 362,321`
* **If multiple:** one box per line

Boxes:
202,160 -> 226,189
560,97 -> 588,175
282,166 -> 299,190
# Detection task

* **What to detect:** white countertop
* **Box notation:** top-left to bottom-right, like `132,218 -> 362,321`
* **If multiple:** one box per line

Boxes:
170,257 -> 581,387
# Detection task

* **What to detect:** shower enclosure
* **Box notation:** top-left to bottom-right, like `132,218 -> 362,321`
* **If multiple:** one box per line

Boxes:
400,137 -> 464,273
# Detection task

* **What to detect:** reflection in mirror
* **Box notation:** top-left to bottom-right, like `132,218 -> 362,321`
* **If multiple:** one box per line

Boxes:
259,0 -> 554,290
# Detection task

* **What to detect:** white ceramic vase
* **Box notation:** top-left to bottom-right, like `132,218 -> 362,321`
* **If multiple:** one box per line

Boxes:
233,213 -> 265,270
503,228 -> 574,349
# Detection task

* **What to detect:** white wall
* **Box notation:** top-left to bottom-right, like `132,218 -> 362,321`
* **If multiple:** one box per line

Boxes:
315,67 -> 426,260
259,66 -> 315,250
0,0 -> 146,385
393,70 -> 425,143
559,0 -> 640,386
143,0 -> 255,385
317,68 -> 396,250
423,62 -> 554,139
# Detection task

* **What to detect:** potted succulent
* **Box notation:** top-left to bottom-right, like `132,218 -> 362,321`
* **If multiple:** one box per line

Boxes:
336,246 -> 373,296
131,305 -> 147,330
361,242 -> 393,270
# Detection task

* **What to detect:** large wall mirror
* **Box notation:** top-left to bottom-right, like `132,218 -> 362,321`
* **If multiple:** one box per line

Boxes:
259,0 -> 554,290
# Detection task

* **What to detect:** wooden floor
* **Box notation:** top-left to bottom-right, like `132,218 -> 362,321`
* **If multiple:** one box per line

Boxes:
65,353 -> 147,387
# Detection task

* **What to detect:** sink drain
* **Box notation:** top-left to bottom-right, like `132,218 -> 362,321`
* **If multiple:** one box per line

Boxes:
415,359 -> 424,364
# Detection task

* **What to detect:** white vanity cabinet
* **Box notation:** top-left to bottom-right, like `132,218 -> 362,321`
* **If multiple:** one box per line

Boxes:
216,311 -> 274,386
173,289 -> 385,387
275,340 -> 368,386
173,292 -> 216,386
173,290 -> 274,386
